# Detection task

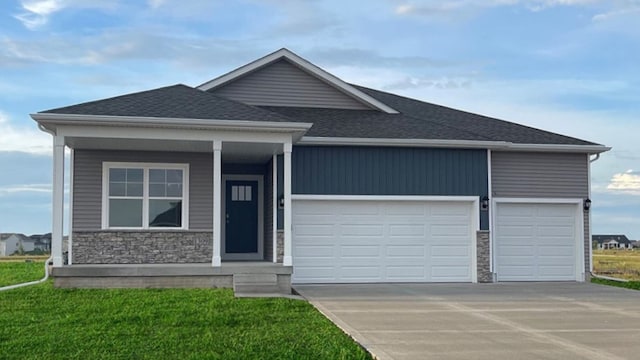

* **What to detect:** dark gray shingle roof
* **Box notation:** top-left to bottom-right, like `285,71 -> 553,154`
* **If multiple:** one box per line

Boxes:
41,84 -> 292,123
40,82 -> 598,146
353,85 -> 597,145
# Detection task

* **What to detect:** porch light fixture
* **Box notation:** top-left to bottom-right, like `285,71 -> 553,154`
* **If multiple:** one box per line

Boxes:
481,196 -> 489,211
584,198 -> 592,211
278,195 -> 285,209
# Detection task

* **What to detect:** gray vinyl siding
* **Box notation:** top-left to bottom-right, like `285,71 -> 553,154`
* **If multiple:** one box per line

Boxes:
209,59 -> 371,110
73,150 -> 213,231
491,151 -> 591,275
491,152 -> 589,198
291,146 -> 489,229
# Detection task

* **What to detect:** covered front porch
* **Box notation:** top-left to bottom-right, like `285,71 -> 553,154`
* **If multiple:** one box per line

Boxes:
34,112 -> 311,292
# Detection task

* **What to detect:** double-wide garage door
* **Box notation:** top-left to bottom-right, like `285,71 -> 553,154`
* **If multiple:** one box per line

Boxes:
292,199 -> 475,284
494,202 -> 580,281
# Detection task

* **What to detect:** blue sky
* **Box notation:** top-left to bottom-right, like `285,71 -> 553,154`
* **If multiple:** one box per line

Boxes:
0,0 -> 638,238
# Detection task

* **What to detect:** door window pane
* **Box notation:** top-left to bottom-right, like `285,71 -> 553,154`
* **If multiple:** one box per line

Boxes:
149,200 -> 182,227
109,199 -> 143,227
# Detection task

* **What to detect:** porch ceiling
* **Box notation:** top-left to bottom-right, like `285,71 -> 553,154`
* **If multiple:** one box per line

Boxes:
67,137 -> 283,163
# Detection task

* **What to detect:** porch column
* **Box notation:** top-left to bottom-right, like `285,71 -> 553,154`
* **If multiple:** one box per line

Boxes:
51,135 -> 65,267
212,140 -> 222,267
272,154 -> 278,263
283,142 -> 293,266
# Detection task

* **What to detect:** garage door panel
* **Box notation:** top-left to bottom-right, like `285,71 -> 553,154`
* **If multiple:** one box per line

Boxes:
339,225 -> 384,237
293,199 -> 474,283
389,224 -> 425,236
340,246 -> 380,257
538,246 -> 573,256
386,245 -> 426,257
430,224 -> 470,237
386,266 -> 427,280
431,245 -> 469,257
294,245 -> 334,257
294,224 -> 335,236
432,266 -> 470,279
497,225 -> 535,237
496,202 -> 578,282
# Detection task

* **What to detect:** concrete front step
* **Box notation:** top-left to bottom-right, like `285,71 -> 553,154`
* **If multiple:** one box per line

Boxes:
233,273 -> 290,295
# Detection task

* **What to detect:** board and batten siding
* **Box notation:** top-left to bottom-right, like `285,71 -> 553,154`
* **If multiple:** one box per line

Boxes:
491,151 -> 591,277
209,59 -> 371,110
73,150 -> 213,231
291,146 -> 489,229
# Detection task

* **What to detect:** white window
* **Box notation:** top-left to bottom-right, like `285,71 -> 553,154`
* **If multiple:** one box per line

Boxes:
102,162 -> 189,229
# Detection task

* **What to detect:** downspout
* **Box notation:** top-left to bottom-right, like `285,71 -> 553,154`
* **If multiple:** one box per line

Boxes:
588,153 -> 601,279
0,257 -> 53,291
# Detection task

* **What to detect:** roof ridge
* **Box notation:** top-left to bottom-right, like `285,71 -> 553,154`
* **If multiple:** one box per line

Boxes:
193,87 -> 296,122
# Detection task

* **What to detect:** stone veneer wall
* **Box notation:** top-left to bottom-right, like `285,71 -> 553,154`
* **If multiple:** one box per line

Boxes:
276,230 -> 284,263
72,231 -> 213,264
476,230 -> 492,283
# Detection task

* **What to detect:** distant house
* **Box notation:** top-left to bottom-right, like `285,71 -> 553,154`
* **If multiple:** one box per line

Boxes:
592,235 -> 633,250
0,233 -> 34,255
29,233 -> 52,252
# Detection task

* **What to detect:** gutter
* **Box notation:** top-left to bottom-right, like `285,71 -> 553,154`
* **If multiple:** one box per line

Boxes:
0,257 -> 53,291
299,136 -> 611,154
32,113 -> 313,133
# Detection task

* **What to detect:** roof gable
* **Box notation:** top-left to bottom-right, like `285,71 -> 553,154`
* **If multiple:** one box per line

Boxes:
197,48 -> 398,113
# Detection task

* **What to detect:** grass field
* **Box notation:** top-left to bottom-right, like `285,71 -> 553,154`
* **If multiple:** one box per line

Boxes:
0,263 -> 371,360
0,260 -> 46,287
592,250 -> 640,280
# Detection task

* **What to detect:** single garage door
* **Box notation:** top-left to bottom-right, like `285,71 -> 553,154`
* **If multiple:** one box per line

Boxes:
292,199 -> 475,283
495,202 -> 580,281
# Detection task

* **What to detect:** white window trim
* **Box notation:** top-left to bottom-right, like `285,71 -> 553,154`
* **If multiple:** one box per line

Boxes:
102,162 -> 190,230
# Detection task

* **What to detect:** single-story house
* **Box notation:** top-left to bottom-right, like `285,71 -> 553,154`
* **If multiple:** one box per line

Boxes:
592,235 -> 633,250
32,48 -> 610,292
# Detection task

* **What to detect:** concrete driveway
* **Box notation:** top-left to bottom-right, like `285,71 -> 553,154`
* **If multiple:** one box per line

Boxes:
294,283 -> 640,360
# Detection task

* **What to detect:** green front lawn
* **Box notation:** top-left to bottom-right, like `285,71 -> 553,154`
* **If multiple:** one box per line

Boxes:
0,267 -> 370,359
0,261 -> 46,287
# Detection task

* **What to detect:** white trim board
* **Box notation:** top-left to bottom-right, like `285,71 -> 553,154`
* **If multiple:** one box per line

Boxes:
491,197 -> 585,282
196,48 -> 399,114
221,174 -> 264,261
101,162 -> 190,231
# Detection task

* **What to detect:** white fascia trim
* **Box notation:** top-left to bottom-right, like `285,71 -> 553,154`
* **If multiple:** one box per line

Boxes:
196,48 -> 399,114
32,113 -> 313,133
300,137 -> 510,149
299,136 -> 610,153
291,195 -> 479,202
506,143 -> 611,154
492,197 -> 584,204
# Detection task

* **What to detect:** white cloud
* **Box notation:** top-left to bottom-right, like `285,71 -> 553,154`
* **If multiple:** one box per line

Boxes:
13,0 -> 118,30
0,184 -> 51,196
607,170 -> 640,195
0,112 -> 51,155
593,4 -> 640,21
14,0 -> 65,30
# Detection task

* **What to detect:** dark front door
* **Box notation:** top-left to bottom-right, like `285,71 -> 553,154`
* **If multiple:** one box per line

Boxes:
225,180 -> 259,254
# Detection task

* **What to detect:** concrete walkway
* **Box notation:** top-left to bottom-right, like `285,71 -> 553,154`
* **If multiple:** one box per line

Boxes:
294,283 -> 640,360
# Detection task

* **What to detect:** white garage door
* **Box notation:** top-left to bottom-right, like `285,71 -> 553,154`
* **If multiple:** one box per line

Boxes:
292,199 -> 475,283
495,202 -> 580,281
